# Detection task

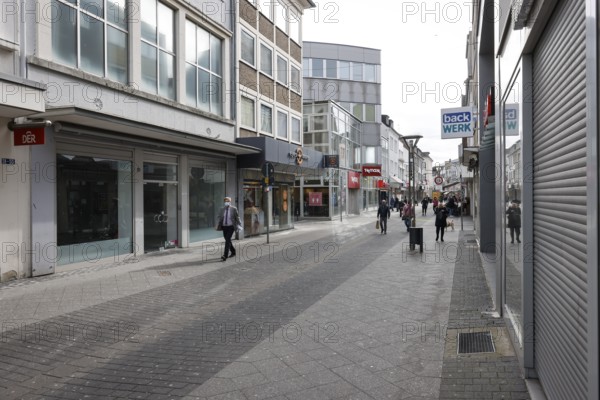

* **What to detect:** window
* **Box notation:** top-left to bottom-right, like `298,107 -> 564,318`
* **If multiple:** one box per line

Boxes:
185,20 -> 223,115
51,0 -> 128,83
365,104 -> 376,122
241,29 -> 255,66
258,0 -> 273,20
352,62 -> 363,81
260,104 -> 273,134
277,110 -> 288,139
312,58 -> 324,77
365,64 -> 376,82
241,96 -> 255,129
290,64 -> 300,93
302,58 -> 310,77
291,116 -> 301,142
339,61 -> 350,79
276,55 -> 288,85
326,59 -> 337,78
289,6 -> 300,43
352,103 -> 363,120
275,0 -> 287,33
142,0 -> 175,99
260,43 -> 273,76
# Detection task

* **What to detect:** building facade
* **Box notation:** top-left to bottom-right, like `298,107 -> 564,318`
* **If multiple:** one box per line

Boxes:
302,41 -> 383,210
468,0 -> 599,398
235,0 -> 316,235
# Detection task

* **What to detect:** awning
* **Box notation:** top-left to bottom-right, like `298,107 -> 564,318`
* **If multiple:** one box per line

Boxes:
389,176 -> 406,186
28,107 -> 261,156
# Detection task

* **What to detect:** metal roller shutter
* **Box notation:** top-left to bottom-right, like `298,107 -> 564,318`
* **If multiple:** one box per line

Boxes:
532,0 -> 588,398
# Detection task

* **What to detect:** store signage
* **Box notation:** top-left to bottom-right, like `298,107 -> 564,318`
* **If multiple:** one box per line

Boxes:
505,104 -> 519,136
441,107 -> 475,139
13,126 -> 45,146
323,155 -> 339,168
376,180 -> 389,189
288,147 -> 308,165
348,171 -> 360,189
308,192 -> 322,206
362,165 -> 381,176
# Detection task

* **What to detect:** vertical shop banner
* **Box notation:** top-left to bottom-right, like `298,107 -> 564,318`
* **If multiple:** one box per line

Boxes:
348,171 -> 361,188
308,192 -> 322,206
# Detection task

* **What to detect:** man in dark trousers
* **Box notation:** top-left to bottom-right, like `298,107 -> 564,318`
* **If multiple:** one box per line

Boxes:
217,196 -> 241,261
377,199 -> 391,234
435,203 -> 449,242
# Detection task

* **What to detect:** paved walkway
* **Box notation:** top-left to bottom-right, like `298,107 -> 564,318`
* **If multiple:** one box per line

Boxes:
0,213 -> 530,399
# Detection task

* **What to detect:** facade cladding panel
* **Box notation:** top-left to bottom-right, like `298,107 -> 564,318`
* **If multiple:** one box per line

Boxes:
240,2 -> 258,27
532,0 -> 588,398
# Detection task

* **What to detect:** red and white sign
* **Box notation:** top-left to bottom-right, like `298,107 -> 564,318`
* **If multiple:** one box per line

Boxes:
14,126 -> 45,146
348,171 -> 360,189
362,165 -> 381,176
308,192 -> 322,206
434,176 -> 444,185
376,180 -> 389,189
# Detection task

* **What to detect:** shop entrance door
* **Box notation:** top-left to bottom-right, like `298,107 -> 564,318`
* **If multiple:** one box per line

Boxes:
143,182 -> 178,252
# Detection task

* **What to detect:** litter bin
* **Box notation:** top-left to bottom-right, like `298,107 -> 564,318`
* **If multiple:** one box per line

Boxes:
409,227 -> 423,252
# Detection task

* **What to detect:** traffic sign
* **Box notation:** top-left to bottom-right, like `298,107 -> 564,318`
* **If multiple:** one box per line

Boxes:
434,176 -> 444,185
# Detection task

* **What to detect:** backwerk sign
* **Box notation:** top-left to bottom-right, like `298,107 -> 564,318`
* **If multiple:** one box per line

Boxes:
440,107 -> 475,139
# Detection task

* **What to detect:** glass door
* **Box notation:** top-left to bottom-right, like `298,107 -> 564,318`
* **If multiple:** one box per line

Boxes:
143,161 -> 178,252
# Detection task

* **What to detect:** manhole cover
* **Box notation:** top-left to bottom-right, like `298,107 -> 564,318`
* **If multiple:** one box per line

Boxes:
157,271 -> 172,276
457,331 -> 495,354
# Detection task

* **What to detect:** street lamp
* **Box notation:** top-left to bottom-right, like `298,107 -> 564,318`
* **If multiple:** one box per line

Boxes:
402,135 -> 423,229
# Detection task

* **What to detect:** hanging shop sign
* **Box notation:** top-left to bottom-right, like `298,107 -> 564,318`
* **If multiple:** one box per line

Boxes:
362,165 -> 381,176
13,126 -> 45,146
505,103 -> 519,136
440,106 -> 475,139
348,171 -> 361,189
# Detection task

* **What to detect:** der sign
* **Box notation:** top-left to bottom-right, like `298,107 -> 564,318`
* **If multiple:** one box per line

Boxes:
441,107 -> 475,139
14,126 -> 45,146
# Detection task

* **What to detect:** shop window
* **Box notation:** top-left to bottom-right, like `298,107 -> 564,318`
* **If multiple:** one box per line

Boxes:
189,165 -> 225,242
56,154 -> 133,265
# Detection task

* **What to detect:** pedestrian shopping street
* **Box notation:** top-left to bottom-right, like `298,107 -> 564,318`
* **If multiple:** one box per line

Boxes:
0,214 -> 529,400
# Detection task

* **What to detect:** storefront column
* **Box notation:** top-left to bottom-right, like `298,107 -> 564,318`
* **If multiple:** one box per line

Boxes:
179,155 -> 189,248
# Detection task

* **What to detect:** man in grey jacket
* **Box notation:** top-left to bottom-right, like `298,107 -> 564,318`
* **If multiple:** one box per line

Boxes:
218,196 -> 241,261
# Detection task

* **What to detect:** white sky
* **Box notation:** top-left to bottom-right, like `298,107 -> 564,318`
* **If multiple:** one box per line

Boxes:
302,0 -> 473,166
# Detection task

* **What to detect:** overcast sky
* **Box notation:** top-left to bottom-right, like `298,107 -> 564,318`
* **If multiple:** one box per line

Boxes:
302,1 -> 473,166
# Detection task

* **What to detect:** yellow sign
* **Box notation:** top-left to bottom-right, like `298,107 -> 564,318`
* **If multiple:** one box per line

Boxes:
432,191 -> 441,201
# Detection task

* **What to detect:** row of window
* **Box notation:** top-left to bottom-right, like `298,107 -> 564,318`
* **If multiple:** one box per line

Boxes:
247,0 -> 301,43
241,29 -> 301,93
303,58 -> 378,82
241,97 -> 301,142
52,0 -> 223,115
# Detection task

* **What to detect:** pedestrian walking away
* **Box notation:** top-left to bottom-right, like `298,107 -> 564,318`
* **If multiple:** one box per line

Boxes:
377,199 -> 391,234
217,196 -> 241,261
421,197 -> 429,216
506,200 -> 522,243
435,203 -> 449,241
402,202 -> 413,232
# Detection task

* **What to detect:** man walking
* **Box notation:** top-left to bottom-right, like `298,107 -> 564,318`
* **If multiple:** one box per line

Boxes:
217,196 -> 241,261
377,199 -> 391,234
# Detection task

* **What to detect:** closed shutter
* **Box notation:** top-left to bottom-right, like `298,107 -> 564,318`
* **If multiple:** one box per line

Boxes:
532,0 -> 587,399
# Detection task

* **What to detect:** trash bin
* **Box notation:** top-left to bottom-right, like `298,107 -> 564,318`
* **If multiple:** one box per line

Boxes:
409,227 -> 423,252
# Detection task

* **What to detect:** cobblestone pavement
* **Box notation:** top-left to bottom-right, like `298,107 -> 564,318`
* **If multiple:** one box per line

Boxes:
0,213 -> 530,399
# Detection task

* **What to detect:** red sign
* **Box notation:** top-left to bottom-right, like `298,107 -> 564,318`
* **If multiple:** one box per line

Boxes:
14,126 -> 45,146
362,165 -> 382,176
434,176 -> 444,185
308,192 -> 322,206
348,171 -> 360,189
376,180 -> 389,188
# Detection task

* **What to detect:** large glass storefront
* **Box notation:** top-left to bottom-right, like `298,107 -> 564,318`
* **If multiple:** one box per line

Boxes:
502,69 -> 524,344
189,162 -> 225,242
56,154 -> 133,265
242,182 -> 292,235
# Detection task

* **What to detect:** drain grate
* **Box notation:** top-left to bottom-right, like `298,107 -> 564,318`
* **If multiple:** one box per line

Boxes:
157,270 -> 172,276
457,331 -> 495,354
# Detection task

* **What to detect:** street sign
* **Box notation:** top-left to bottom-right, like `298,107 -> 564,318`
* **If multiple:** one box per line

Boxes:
434,176 -> 444,185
